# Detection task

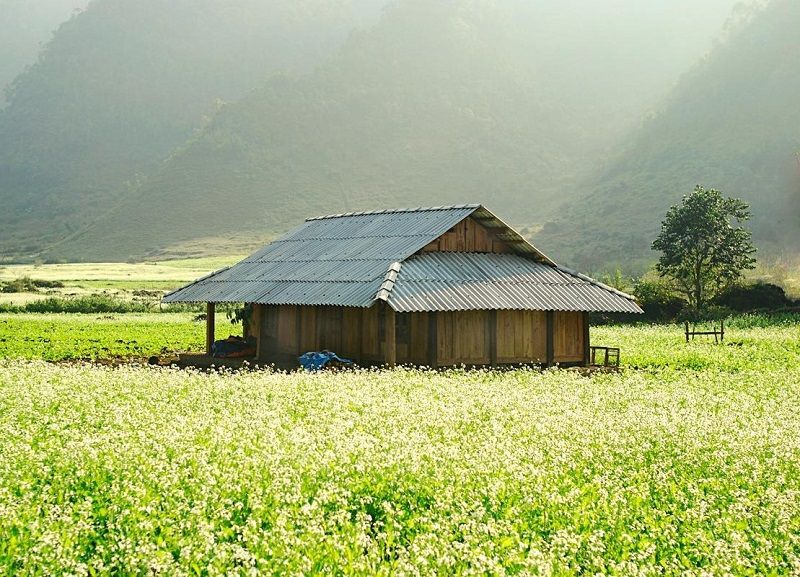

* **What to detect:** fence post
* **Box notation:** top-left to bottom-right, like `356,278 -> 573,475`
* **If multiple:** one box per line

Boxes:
685,321 -> 689,343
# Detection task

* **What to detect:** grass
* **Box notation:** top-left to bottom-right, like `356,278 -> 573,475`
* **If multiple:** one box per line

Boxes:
0,314 -> 233,361
0,259 -> 231,284
594,317 -> 800,372
0,315 -> 799,573
1,356 -> 799,573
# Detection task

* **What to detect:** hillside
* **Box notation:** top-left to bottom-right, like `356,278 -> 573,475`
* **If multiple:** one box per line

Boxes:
0,0 -> 89,105
0,0 -> 385,258
57,0 -> 740,261
536,0 -> 800,273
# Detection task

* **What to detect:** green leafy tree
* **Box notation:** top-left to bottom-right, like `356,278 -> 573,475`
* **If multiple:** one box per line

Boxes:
652,185 -> 757,314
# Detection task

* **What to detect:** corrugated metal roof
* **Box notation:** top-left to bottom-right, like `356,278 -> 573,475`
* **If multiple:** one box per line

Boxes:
163,204 -> 641,314
164,205 -> 480,306
386,252 -> 642,313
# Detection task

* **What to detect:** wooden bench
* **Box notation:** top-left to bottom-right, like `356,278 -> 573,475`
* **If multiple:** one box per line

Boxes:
590,346 -> 620,368
685,320 -> 724,343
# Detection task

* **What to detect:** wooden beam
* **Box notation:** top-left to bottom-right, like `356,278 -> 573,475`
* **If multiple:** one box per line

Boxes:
546,310 -> 554,367
357,308 -> 364,363
206,302 -> 216,356
427,311 -> 438,368
384,304 -> 396,367
488,309 -> 497,367
253,305 -> 263,360
583,311 -> 590,367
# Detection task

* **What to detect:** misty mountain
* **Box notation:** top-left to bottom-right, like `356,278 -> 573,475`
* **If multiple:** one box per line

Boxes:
0,0 -> 89,105
0,0 -> 385,256
535,0 -> 800,273
54,0 -> 739,261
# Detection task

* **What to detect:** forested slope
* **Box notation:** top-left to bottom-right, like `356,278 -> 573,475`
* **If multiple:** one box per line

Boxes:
60,0 -> 738,261
0,0 -> 384,257
536,0 -> 800,272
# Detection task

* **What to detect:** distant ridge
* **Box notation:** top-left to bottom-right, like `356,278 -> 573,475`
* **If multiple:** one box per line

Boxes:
536,0 -> 800,272
51,0 -> 739,262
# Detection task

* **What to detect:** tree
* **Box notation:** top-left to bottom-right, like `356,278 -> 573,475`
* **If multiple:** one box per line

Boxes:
652,185 -> 756,314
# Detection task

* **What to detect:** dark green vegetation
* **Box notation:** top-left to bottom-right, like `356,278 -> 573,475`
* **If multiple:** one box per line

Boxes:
1,277 -> 64,293
0,0 -> 740,261
0,296 -> 155,314
540,0 -> 800,271
652,186 -> 756,313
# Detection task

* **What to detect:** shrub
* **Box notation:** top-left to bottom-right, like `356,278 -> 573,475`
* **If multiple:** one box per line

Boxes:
1,277 -> 38,293
32,279 -> 65,289
633,279 -> 685,321
0,296 -> 154,314
715,282 -> 795,312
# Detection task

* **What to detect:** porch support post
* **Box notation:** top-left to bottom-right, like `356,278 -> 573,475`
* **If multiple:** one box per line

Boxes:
384,304 -> 396,367
583,311 -> 590,367
546,310 -> 555,367
206,302 -> 216,356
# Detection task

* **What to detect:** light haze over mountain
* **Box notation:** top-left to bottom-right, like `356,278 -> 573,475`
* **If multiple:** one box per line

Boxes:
2,0 -> 794,269
0,0 -> 90,105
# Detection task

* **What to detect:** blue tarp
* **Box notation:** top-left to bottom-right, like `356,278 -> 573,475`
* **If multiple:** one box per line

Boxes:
298,350 -> 353,371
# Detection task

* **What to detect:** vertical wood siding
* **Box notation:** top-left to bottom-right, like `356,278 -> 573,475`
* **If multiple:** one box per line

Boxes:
553,311 -> 585,363
254,304 -> 587,367
421,217 -> 511,254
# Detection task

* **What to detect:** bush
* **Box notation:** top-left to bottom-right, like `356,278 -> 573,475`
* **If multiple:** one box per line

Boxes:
1,277 -> 38,293
32,279 -> 65,289
1,277 -> 66,293
633,279 -> 685,322
0,296 -> 154,314
715,282 -> 795,312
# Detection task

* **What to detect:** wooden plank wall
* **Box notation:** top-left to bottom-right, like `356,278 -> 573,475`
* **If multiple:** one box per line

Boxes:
256,304 -> 383,365
254,304 -> 587,367
437,310 -> 490,366
553,311 -> 585,363
495,309 -> 547,364
421,217 -> 511,254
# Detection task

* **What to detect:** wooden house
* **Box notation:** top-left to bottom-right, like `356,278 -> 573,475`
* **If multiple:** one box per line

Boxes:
164,205 -> 642,368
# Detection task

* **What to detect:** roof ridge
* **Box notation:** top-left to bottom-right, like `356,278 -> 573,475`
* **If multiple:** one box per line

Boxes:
306,204 -> 481,221
373,261 -> 402,303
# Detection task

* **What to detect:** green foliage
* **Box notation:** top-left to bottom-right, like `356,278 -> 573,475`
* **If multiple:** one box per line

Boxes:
1,320 -> 799,572
1,276 -> 37,293
0,313 -> 225,361
632,277 -> 686,321
0,295 -> 154,314
716,281 -> 796,312
1,276 -> 67,293
652,186 -> 756,314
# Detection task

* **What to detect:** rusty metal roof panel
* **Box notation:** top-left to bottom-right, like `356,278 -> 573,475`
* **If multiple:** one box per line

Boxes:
387,252 -> 642,314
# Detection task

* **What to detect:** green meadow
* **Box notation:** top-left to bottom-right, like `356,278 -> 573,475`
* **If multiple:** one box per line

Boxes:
1,312 -> 799,574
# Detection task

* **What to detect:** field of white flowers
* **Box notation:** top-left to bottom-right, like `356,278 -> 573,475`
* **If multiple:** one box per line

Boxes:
1,320 -> 799,575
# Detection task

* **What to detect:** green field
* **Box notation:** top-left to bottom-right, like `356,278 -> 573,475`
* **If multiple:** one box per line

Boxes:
1,316 -> 800,574
0,259 -> 240,306
0,314 -> 238,361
